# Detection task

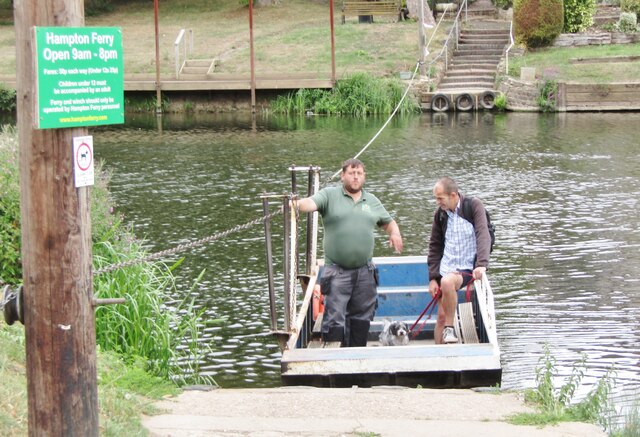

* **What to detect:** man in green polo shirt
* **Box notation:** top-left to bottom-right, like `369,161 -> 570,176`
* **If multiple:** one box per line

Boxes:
297,158 -> 403,347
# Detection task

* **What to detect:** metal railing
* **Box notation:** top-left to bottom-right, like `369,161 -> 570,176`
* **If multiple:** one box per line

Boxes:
174,28 -> 193,78
424,0 -> 468,80
504,20 -> 515,74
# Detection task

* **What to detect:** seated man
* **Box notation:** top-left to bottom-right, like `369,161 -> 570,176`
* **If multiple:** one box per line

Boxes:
427,177 -> 491,344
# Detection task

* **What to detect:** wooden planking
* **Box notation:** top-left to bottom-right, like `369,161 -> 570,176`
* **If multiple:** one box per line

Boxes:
561,82 -> 640,110
569,55 -> 640,64
124,76 -> 334,91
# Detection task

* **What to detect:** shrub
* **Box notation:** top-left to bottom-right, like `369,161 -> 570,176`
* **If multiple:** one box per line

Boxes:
514,0 -> 564,47
0,85 -> 16,113
617,12 -> 639,32
564,0 -> 597,33
622,0 -> 640,17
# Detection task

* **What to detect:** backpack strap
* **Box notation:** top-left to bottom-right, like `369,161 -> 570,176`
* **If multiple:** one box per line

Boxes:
462,197 -> 475,226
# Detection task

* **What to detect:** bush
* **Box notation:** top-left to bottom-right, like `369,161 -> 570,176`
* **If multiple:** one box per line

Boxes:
0,85 -> 16,113
514,0 -> 564,47
617,12 -> 639,32
622,0 -> 640,17
564,0 -> 597,33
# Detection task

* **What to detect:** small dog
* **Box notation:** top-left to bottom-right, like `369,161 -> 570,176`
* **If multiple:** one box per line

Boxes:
379,319 -> 410,346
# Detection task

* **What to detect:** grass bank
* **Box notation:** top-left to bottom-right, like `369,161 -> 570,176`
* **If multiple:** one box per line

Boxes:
506,43 -> 640,83
0,320 -> 179,436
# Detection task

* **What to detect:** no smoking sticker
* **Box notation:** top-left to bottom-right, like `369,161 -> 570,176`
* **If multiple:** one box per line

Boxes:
73,136 -> 94,187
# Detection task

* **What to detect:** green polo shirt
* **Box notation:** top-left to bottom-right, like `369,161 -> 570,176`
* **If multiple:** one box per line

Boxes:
311,185 -> 393,269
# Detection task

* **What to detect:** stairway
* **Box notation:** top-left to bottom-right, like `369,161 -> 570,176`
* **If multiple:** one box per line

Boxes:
177,58 -> 219,80
436,21 -> 511,93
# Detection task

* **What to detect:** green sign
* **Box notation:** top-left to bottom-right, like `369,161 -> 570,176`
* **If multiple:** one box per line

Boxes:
35,27 -> 124,129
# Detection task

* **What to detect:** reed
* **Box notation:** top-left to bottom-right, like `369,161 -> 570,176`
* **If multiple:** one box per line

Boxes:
270,73 -> 419,117
93,240 -> 215,385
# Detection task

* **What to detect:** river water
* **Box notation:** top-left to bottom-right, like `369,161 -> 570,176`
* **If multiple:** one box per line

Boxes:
93,111 -> 640,409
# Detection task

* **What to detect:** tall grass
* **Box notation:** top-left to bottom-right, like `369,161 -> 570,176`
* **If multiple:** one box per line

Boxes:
509,344 -> 616,430
271,73 -> 419,117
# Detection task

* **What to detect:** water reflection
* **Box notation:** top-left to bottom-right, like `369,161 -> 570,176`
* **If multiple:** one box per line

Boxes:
93,112 -> 640,405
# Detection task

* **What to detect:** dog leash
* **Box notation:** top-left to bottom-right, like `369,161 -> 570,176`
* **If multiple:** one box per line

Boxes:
409,288 -> 440,338
409,272 -> 477,339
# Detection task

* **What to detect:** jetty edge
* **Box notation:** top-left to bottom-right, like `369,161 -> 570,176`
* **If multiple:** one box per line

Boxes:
142,386 -> 606,436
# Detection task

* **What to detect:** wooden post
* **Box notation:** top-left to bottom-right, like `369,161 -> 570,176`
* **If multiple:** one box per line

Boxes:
14,1 -> 99,436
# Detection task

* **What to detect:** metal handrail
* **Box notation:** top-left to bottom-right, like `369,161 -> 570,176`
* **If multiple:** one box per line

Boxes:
504,20 -> 515,75
424,0 -> 468,80
174,28 -> 193,78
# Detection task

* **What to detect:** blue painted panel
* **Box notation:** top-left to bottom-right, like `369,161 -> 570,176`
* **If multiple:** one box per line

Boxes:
376,262 -> 429,287
377,292 -> 432,317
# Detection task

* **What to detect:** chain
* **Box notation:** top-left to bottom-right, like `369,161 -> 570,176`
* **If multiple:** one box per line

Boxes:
93,209 -> 283,276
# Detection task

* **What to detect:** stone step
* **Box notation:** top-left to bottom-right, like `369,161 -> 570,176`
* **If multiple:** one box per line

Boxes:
440,76 -> 495,84
445,69 -> 496,77
458,43 -> 508,50
437,81 -> 496,91
181,66 -> 210,75
459,36 -> 510,43
460,28 -> 511,35
451,57 -> 501,63
184,59 -> 214,68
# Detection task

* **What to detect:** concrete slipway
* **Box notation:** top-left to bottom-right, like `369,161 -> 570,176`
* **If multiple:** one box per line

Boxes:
142,386 -> 606,437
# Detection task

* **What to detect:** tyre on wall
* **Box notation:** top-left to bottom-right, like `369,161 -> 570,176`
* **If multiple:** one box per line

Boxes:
455,93 -> 474,111
480,90 -> 496,110
431,93 -> 451,112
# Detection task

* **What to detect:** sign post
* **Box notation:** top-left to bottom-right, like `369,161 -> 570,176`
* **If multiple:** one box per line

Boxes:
14,2 -> 124,436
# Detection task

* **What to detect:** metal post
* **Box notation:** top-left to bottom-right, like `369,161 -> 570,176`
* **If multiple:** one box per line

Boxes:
249,0 -> 256,113
329,0 -> 336,85
290,164 -> 297,194
418,0 -> 426,76
282,195 -> 291,331
154,0 -> 162,114
262,195 -> 278,331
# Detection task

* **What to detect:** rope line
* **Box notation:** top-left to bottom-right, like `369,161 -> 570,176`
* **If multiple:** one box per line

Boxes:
326,61 -> 421,184
93,209 -> 283,276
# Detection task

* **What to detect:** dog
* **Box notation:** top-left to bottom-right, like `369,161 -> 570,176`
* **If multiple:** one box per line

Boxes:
379,319 -> 410,346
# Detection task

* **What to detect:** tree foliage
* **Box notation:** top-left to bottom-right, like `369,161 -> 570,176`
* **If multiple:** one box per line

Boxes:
514,0 -> 564,47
